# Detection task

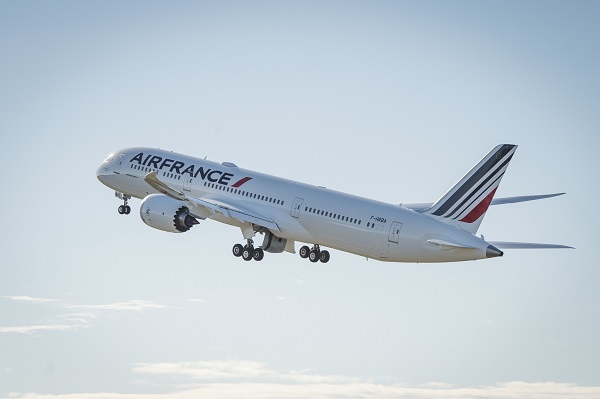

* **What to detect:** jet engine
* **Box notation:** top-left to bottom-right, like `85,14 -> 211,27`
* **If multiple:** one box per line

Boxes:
139,194 -> 199,233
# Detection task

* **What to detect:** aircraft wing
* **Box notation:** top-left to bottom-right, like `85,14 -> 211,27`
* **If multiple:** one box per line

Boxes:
402,193 -> 565,212
144,172 -> 280,232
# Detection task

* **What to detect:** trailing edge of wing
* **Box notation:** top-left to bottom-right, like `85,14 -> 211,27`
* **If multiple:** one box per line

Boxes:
488,241 -> 574,249
144,171 -> 280,232
195,197 -> 281,232
402,193 -> 565,212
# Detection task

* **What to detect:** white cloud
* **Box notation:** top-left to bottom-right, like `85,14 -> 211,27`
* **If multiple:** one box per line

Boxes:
2,296 -> 58,304
0,323 -> 86,335
4,380 -> 600,399
66,300 -> 169,312
0,298 -> 168,336
133,360 -> 273,380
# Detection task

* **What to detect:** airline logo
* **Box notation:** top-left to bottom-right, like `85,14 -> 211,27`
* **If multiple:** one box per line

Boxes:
129,152 -> 252,187
426,144 -> 517,223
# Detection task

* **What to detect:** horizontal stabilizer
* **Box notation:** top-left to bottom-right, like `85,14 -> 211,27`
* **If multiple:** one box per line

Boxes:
488,241 -> 574,249
490,193 -> 565,205
402,193 -> 565,212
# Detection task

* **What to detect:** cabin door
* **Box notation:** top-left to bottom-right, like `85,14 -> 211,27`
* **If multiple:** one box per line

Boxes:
290,197 -> 303,218
388,222 -> 402,244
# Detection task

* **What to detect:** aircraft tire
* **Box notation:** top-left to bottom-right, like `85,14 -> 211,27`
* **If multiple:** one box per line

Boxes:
242,247 -> 254,261
309,250 -> 320,263
232,244 -> 244,257
118,205 -> 125,214
319,250 -> 330,263
124,205 -> 131,214
253,248 -> 264,261
299,246 -> 310,258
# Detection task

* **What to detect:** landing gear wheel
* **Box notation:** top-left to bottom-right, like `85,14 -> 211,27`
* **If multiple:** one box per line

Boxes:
116,193 -> 131,215
299,246 -> 310,259
253,248 -> 264,261
242,247 -> 254,261
232,244 -> 244,257
309,250 -> 320,263
319,250 -> 330,263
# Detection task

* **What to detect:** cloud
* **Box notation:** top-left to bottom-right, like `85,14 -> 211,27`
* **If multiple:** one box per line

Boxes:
0,324 -> 83,335
66,300 -> 169,312
4,379 -> 600,399
0,299 -> 168,336
1,355 -> 599,399
128,361 -> 600,398
2,296 -> 59,304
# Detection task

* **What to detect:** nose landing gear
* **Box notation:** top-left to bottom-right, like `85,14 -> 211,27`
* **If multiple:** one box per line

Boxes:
116,192 -> 131,215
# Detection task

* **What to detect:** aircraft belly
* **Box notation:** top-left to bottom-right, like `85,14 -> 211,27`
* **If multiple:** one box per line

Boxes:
300,216 -> 371,257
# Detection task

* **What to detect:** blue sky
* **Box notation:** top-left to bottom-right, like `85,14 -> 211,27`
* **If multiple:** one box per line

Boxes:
1,1 -> 599,398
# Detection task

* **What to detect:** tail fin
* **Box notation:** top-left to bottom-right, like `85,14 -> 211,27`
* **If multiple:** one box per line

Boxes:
423,144 -> 517,234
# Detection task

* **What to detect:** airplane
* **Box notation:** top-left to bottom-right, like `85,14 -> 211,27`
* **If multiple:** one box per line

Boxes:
96,144 -> 572,263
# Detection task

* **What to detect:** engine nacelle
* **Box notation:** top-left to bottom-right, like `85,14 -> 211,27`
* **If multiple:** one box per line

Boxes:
139,194 -> 199,233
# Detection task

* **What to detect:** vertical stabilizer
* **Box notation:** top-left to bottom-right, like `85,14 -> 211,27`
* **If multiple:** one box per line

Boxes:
423,144 -> 517,234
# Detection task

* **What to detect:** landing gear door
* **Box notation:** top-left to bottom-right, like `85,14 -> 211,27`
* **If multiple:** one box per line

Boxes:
388,221 -> 402,244
114,154 -> 125,173
290,197 -> 303,218
183,176 -> 192,192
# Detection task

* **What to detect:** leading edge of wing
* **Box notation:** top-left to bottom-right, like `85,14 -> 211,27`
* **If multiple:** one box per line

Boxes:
144,172 -> 280,232
488,241 -> 574,249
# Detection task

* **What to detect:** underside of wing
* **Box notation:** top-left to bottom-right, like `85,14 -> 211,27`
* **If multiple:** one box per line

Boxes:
144,171 -> 280,232
193,197 -> 281,232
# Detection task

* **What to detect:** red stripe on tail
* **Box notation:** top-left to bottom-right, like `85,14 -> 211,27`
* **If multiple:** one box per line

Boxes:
459,188 -> 497,223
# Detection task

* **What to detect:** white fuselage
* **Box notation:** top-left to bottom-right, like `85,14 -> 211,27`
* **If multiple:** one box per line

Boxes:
97,147 -> 494,262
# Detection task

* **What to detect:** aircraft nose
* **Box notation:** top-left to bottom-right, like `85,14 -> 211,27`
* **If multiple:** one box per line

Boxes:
96,159 -> 113,184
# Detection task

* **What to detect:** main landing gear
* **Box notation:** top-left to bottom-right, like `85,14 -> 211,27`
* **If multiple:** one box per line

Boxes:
232,239 -> 264,262
117,196 -> 131,214
299,245 -> 330,263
